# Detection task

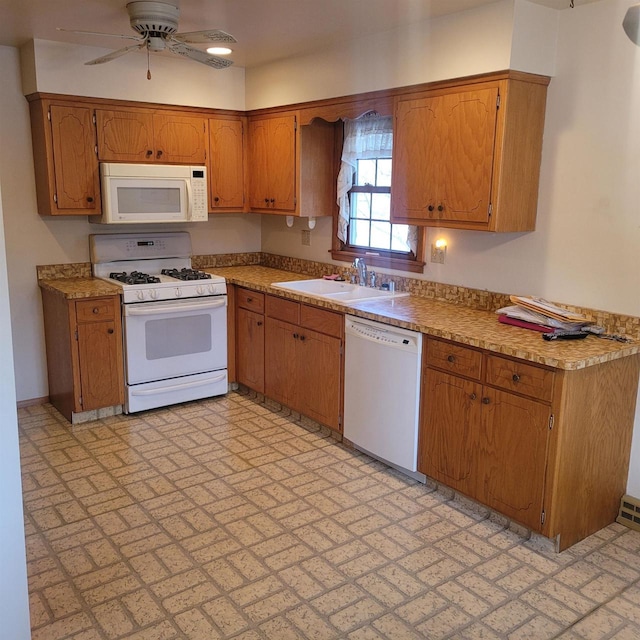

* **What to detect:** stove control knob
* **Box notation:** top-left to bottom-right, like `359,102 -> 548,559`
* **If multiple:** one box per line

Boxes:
208,284 -> 215,294
149,289 -> 158,300
137,290 -> 145,301
175,288 -> 182,297
196,285 -> 205,295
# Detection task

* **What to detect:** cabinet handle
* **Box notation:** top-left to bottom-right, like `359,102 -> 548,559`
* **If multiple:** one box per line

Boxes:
107,328 -> 114,334
428,205 -> 434,212
92,307 -> 99,314
447,354 -> 455,363
469,393 -> 477,400
438,204 -> 444,212
482,397 -> 491,405
87,196 -> 94,203
512,373 -> 520,383
156,150 -> 163,158
146,150 -> 153,157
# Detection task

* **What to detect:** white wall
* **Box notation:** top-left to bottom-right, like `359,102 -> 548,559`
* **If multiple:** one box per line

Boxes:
0,185 -> 30,637
254,0 -> 640,494
0,44 -> 262,403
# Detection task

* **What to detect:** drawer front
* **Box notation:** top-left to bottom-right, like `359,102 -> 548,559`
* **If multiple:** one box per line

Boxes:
485,355 -> 554,402
75,297 -> 118,323
266,295 -> 300,324
426,338 -> 482,381
237,287 -> 265,313
300,304 -> 343,338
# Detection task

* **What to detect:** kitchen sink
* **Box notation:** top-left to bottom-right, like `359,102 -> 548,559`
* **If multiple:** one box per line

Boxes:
271,279 -> 409,304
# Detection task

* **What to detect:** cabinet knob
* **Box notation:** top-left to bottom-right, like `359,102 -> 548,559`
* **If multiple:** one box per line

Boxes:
293,333 -> 299,339
469,393 -> 477,401
146,150 -> 153,157
92,307 -> 99,314
438,204 -> 444,212
482,397 -> 491,405
447,354 -> 455,363
428,205 -> 434,212
512,373 -> 520,383
214,196 -> 220,203
107,328 -> 114,334
156,150 -> 163,158
270,198 -> 275,205
247,297 -> 253,302
299,334 -> 306,341
257,321 -> 263,326
87,196 -> 94,203
264,198 -> 270,204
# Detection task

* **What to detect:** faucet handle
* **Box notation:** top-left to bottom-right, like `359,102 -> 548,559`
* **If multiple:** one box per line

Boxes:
369,271 -> 377,288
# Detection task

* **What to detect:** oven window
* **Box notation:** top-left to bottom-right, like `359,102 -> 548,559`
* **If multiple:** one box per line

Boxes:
117,186 -> 181,214
145,314 -> 212,360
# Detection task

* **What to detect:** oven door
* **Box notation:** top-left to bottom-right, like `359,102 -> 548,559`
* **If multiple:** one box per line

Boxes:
123,296 -> 227,385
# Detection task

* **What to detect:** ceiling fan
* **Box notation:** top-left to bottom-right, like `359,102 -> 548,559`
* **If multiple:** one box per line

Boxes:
58,0 -> 236,77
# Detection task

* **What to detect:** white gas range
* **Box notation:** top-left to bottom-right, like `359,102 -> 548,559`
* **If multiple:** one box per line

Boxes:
90,232 -> 228,414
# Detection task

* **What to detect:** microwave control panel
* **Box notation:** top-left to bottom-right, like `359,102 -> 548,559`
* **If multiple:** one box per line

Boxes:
190,168 -> 208,221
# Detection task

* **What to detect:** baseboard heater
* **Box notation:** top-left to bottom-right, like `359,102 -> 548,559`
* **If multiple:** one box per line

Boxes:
617,494 -> 640,532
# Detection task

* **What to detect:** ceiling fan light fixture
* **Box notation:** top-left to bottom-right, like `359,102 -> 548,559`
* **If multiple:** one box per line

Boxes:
206,46 -> 232,55
623,3 -> 640,45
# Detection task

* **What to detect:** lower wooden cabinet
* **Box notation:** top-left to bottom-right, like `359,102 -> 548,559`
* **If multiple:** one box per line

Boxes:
419,336 -> 640,550
235,288 -> 265,393
40,290 -> 124,422
264,295 -> 343,431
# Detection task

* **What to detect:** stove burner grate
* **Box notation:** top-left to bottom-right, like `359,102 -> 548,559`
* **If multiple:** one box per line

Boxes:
110,271 -> 161,285
161,268 -> 212,281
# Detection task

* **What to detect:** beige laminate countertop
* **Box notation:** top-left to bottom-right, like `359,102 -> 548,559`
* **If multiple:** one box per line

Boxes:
206,265 -> 640,371
38,265 -> 639,371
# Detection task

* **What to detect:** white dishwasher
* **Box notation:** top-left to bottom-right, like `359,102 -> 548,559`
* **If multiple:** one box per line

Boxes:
344,315 -> 424,479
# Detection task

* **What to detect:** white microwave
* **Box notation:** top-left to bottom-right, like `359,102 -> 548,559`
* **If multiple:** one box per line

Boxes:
95,163 -> 208,224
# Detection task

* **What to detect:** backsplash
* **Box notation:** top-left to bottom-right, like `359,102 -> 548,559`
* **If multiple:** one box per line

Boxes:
36,253 -> 640,339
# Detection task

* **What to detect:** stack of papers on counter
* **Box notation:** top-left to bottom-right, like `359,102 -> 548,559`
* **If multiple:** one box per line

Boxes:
497,296 -> 592,333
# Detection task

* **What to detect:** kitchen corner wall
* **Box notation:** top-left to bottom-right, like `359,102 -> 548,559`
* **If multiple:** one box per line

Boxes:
250,0 -> 640,496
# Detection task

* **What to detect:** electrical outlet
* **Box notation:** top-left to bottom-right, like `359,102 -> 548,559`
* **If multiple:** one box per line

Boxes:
301,230 -> 311,246
431,243 -> 446,264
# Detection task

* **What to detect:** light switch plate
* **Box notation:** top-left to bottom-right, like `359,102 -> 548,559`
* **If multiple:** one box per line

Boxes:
301,230 -> 311,246
431,244 -> 446,264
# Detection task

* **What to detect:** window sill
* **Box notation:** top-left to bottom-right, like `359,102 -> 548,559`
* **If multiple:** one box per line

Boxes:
330,249 -> 425,274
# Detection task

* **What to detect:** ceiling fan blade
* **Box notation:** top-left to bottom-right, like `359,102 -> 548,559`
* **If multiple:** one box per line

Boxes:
171,29 -> 237,45
56,27 -> 142,42
166,41 -> 233,69
85,43 -> 146,66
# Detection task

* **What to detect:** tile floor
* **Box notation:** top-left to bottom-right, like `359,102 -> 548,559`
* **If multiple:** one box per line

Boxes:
18,391 -> 640,640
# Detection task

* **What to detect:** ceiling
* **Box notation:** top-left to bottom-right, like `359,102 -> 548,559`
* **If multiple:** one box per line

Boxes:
0,0 -> 602,68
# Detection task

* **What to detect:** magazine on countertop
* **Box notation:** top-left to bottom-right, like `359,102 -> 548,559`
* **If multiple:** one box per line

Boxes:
508,295 -> 592,324
496,304 -> 591,331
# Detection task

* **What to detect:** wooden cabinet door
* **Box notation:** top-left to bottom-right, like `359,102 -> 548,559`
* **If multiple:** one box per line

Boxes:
438,88 -> 497,224
478,388 -> 551,531
236,307 -> 264,393
297,328 -> 342,431
50,105 -> 100,212
268,115 -> 296,211
209,117 -> 244,209
77,320 -> 124,411
265,317 -> 297,407
419,369 -> 482,496
153,114 -> 207,164
392,97 -> 440,220
96,109 -> 155,162
247,115 -> 296,211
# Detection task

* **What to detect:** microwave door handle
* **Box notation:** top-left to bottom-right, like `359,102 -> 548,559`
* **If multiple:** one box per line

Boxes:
125,298 -> 227,316
185,178 -> 193,219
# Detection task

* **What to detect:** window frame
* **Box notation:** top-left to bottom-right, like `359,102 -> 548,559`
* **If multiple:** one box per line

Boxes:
331,122 -> 426,274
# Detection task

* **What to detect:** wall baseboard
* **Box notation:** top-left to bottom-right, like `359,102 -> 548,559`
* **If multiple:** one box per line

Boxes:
17,396 -> 49,409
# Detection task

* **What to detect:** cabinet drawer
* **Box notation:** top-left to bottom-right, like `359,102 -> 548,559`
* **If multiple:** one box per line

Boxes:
485,355 -> 554,402
300,304 -> 343,338
75,298 -> 118,323
266,295 -> 300,324
237,288 -> 264,313
426,339 -> 482,381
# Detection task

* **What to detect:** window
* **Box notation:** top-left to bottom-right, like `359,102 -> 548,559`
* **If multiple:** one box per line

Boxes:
332,115 -> 425,273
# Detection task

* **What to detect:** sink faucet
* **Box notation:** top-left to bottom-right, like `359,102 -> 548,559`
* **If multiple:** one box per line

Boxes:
353,258 -> 367,286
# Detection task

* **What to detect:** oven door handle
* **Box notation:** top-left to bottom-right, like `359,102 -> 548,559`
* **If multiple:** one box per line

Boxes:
130,372 -> 227,396
124,298 -> 227,316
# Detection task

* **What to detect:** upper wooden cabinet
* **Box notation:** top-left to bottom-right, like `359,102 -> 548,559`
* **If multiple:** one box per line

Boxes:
29,100 -> 101,216
392,74 -> 549,232
96,109 -> 208,164
246,113 -> 336,217
208,116 -> 245,211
